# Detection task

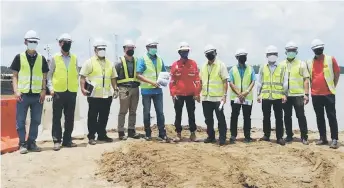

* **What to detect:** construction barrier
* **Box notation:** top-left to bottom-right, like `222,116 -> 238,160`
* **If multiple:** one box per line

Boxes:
1,96 -> 19,154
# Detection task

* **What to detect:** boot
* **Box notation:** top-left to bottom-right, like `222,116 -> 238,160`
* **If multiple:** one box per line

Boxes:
118,131 -> 127,140
128,129 -> 141,139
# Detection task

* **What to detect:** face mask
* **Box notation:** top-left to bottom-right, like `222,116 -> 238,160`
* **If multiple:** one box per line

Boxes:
238,55 -> 247,64
148,48 -> 157,55
97,50 -> 106,57
126,49 -> 134,56
313,48 -> 324,56
179,51 -> 189,59
206,53 -> 215,61
267,55 -> 278,63
62,42 -> 71,52
286,51 -> 297,59
27,42 -> 38,51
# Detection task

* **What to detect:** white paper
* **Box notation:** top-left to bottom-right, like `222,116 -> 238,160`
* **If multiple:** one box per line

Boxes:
157,72 -> 170,87
218,101 -> 224,110
234,97 -> 252,105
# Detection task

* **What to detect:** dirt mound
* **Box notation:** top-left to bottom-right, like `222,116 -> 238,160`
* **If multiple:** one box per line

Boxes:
97,141 -> 343,188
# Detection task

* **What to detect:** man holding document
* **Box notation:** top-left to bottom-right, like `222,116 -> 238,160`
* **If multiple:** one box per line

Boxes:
228,49 -> 255,144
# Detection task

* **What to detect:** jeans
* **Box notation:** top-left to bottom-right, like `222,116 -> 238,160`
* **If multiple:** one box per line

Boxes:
87,97 -> 112,140
312,95 -> 338,140
230,101 -> 252,139
262,99 -> 284,139
283,96 -> 308,139
142,93 -> 166,138
174,96 -> 196,133
16,94 -> 43,145
202,101 -> 227,142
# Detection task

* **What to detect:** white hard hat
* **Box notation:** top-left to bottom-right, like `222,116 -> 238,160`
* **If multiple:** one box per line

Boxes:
146,38 -> 158,46
235,48 -> 248,57
311,39 -> 324,49
204,44 -> 216,53
24,30 -> 40,42
266,45 -> 278,54
177,41 -> 190,51
123,39 -> 135,47
58,33 -> 72,42
93,39 -> 107,48
285,41 -> 298,50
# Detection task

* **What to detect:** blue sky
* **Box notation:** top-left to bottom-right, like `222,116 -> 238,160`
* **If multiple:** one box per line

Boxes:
1,0 -> 344,67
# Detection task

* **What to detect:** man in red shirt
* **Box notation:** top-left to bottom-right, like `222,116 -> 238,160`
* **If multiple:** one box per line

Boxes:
307,39 -> 340,149
169,42 -> 201,142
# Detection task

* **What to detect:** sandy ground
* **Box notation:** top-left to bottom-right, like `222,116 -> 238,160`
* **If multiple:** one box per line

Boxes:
1,125 -> 344,188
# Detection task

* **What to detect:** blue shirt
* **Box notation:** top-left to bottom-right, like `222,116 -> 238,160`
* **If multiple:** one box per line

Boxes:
136,53 -> 167,95
228,64 -> 256,83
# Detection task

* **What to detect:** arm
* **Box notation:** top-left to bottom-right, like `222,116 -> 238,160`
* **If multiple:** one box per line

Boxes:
194,62 -> 201,96
111,66 -> 118,90
12,71 -> 19,94
221,63 -> 229,102
332,57 -> 340,87
79,60 -> 91,95
228,68 -> 241,95
247,70 -> 256,93
169,62 -> 176,96
256,65 -> 263,96
301,61 -> 310,95
40,56 -> 49,103
47,57 -> 55,92
10,54 -> 20,95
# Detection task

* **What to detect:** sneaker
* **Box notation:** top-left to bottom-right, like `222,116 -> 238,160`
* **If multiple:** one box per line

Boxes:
285,137 -> 293,143
19,145 -> 28,154
329,140 -> 339,149
145,136 -> 152,141
62,142 -> 77,147
190,132 -> 196,142
88,139 -> 97,145
27,141 -> 42,152
173,133 -> 182,142
316,139 -> 329,145
229,136 -> 236,144
244,137 -> 253,143
128,129 -> 141,139
118,132 -> 127,141
53,143 -> 61,151
204,137 -> 216,143
302,139 -> 309,145
277,139 -> 286,146
97,136 -> 113,142
260,136 -> 270,142
157,136 -> 171,143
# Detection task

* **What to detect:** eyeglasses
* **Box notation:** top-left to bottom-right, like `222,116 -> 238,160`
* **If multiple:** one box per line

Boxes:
97,48 -> 106,51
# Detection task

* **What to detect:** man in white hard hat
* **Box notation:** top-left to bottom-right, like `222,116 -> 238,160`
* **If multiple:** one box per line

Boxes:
115,39 -> 141,140
169,42 -> 201,142
256,45 -> 288,146
80,39 -> 118,145
200,44 -> 228,146
279,41 -> 310,145
228,48 -> 256,144
136,39 -> 170,142
10,30 -> 49,154
47,33 -> 79,151
306,39 -> 340,149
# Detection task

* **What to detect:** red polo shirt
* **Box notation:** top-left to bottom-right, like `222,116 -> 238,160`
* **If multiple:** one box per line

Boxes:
311,55 -> 340,95
169,59 -> 200,96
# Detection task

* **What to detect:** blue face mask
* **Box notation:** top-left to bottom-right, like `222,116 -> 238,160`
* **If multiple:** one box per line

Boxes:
148,48 -> 157,55
179,51 -> 189,59
286,51 -> 297,59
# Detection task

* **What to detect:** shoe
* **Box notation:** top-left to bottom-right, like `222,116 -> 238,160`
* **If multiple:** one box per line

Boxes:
62,142 -> 77,147
88,139 -> 97,145
157,136 -> 171,143
260,136 -> 270,141
329,140 -> 339,149
145,136 -> 152,141
219,140 -> 226,146
19,144 -> 28,154
285,137 -> 293,143
27,141 -> 42,152
118,132 -> 127,140
244,137 -> 253,143
128,129 -> 141,139
229,136 -> 236,144
173,133 -> 182,142
302,139 -> 309,145
204,137 -> 216,143
98,136 -> 113,142
277,139 -> 286,146
53,143 -> 61,151
316,139 -> 329,145
190,132 -> 196,142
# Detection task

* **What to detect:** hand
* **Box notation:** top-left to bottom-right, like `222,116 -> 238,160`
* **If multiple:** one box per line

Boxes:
282,95 -> 287,103
304,95 -> 309,105
50,90 -> 54,98
15,91 -> 22,102
193,95 -> 200,103
39,90 -> 46,104
257,96 -> 262,103
81,88 -> 90,96
172,96 -> 177,103
221,95 -> 227,104
239,91 -> 249,101
150,81 -> 159,88
113,89 -> 119,99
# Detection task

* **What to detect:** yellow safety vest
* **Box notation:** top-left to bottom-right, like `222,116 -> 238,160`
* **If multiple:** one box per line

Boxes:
88,56 -> 113,97
18,52 -> 43,93
140,55 -> 162,89
230,65 -> 253,101
280,59 -> 304,95
52,53 -> 78,92
201,60 -> 224,97
307,55 -> 336,94
261,63 -> 285,99
117,56 -> 138,84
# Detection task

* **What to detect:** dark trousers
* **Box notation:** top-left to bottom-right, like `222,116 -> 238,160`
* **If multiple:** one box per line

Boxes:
312,95 -> 338,140
230,101 -> 252,138
87,97 -> 112,140
283,96 -> 308,139
262,99 -> 284,139
52,91 -> 77,144
202,101 -> 227,141
174,96 -> 196,133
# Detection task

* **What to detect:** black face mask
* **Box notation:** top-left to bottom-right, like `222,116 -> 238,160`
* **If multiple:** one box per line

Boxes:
62,42 -> 71,52
206,53 -> 215,61
313,48 -> 324,56
238,55 -> 247,64
126,49 -> 134,56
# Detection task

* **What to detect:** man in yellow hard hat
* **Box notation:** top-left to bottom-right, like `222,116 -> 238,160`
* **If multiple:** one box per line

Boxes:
10,30 -> 49,154
47,33 -> 79,151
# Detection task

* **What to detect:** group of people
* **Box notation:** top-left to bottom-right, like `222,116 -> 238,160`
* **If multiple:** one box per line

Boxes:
11,30 -> 340,154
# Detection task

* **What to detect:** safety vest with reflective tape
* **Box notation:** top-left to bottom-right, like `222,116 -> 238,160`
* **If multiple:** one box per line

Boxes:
201,60 -> 224,97
18,52 -> 43,93
261,63 -> 285,99
52,53 -> 78,92
140,55 -> 162,89
117,56 -> 138,84
88,56 -> 113,97
307,55 -> 336,94
230,65 -> 253,101
280,59 -> 304,95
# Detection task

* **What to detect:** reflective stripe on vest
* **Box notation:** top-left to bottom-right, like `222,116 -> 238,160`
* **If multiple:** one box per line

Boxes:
88,56 -> 113,96
201,60 -> 224,97
281,59 -> 304,95
261,63 -> 285,99
230,65 -> 253,101
117,56 -> 138,84
18,52 -> 43,93
52,53 -> 78,92
307,55 -> 335,94
140,55 -> 162,89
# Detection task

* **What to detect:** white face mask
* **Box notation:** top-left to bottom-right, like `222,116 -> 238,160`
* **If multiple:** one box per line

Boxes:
97,50 -> 106,57
267,55 -> 278,63
27,42 -> 38,51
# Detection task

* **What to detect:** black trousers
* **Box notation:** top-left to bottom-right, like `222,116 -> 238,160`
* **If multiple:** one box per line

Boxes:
87,97 -> 112,140
262,99 -> 284,139
283,96 -> 308,139
230,101 -> 252,138
202,101 -> 227,141
174,96 -> 196,133
312,95 -> 338,140
52,91 -> 77,144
